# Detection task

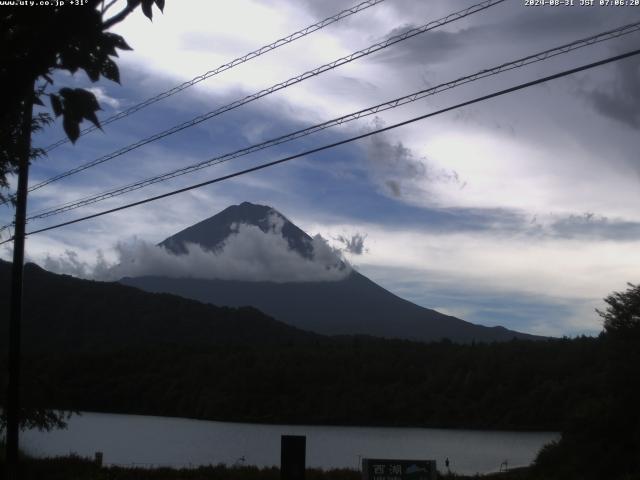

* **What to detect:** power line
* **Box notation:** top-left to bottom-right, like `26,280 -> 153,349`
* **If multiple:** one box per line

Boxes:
42,0 -> 388,153
19,21 -> 640,223
2,47 -> 636,245
26,0 -> 505,194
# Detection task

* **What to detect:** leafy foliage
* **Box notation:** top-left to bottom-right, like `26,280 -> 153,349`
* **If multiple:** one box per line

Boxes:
599,282 -> 640,334
0,408 -> 71,436
533,282 -> 640,480
50,88 -> 103,142
0,0 -> 164,201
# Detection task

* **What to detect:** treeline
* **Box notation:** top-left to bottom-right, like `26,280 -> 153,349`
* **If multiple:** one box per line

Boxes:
2,336 -> 602,431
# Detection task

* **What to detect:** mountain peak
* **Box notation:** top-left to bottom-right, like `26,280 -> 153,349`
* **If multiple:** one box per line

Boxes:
159,202 -> 313,257
231,201 -> 273,215
239,200 -> 266,208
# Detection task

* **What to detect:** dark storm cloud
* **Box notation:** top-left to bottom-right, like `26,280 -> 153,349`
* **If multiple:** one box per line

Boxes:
364,118 -> 462,199
583,57 -> 640,129
368,1 -> 631,68
365,127 -> 426,198
498,6 -> 605,38
371,28 -> 465,65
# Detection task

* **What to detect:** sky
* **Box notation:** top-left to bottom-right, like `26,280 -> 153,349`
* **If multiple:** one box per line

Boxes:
2,0 -> 640,337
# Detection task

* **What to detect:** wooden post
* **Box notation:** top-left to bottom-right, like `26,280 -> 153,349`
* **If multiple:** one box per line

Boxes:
281,435 -> 306,480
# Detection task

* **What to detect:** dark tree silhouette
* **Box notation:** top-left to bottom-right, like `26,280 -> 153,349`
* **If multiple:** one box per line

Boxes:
599,282 -> 640,334
599,283 -> 640,476
0,0 -> 165,203
535,282 -> 640,480
0,0 -> 165,435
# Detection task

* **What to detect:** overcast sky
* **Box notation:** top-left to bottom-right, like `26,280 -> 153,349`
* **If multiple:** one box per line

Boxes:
2,0 -> 640,337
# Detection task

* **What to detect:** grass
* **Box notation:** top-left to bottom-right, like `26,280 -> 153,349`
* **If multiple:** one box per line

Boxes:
0,455 -> 364,480
0,453 -> 546,480
0,443 -> 548,480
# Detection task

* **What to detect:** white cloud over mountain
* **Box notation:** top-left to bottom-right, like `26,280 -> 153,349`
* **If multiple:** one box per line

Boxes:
43,217 -> 350,283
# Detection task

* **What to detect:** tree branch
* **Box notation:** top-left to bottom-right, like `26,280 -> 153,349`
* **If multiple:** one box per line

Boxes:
102,1 -> 139,29
101,0 -> 120,15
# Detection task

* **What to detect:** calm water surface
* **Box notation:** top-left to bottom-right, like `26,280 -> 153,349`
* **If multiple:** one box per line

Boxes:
22,412 -> 558,475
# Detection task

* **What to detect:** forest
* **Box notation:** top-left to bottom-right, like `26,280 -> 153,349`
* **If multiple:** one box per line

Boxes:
2,336 -> 601,431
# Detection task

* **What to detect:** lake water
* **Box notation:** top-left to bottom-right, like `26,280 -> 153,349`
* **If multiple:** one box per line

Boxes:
22,412 -> 558,475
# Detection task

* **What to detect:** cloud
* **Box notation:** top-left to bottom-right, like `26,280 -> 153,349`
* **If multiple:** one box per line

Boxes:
548,212 -> 640,240
335,232 -> 367,255
364,118 -> 462,201
42,217 -> 351,283
367,1 -> 623,71
43,249 -> 99,278
495,5 -> 606,38
584,57 -> 640,129
371,28 -> 464,65
86,86 -> 121,110
281,0 -> 350,19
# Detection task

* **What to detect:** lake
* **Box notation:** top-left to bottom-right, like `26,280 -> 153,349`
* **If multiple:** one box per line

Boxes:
22,412 -> 558,475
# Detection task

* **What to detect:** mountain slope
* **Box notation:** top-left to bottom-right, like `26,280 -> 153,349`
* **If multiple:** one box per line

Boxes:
123,202 -> 543,343
0,260 -> 318,353
123,271 -> 539,342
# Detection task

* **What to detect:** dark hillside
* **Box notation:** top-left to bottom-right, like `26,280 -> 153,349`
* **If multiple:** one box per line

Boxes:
0,260 -> 318,353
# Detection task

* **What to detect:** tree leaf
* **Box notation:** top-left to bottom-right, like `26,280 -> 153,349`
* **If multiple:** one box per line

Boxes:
57,88 -> 102,140
58,48 -> 81,75
50,94 -> 63,117
84,62 -> 101,82
84,110 -> 102,130
141,0 -> 153,20
63,116 -> 80,143
100,57 -> 120,84
104,32 -> 132,52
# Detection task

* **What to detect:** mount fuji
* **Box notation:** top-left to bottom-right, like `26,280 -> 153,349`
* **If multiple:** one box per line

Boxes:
120,202 -> 542,343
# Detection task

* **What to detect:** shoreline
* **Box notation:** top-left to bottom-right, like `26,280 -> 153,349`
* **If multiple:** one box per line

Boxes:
57,409 -> 562,434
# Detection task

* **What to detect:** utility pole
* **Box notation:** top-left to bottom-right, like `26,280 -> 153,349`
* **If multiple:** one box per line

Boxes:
6,79 -> 35,480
